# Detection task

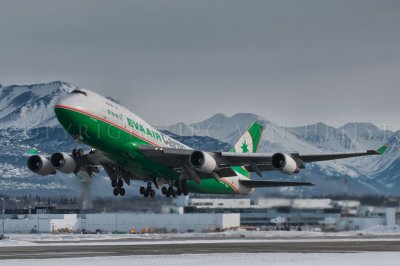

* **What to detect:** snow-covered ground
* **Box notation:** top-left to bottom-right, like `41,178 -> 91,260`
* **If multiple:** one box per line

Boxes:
2,237 -> 400,248
1,229 -> 400,265
3,252 -> 400,266
1,226 -> 400,247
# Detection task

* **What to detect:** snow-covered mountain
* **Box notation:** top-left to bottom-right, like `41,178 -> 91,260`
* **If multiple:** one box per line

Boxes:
0,81 -> 399,196
0,81 -> 75,130
159,105 -> 399,196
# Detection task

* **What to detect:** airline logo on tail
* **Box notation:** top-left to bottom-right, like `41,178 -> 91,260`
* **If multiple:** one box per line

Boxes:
231,122 -> 264,154
230,122 -> 264,178
234,132 -> 253,153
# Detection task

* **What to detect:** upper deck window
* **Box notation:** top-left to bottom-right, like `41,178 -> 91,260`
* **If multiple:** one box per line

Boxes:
71,89 -> 87,96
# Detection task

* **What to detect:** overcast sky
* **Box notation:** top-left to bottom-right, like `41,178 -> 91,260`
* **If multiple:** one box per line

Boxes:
0,0 -> 399,129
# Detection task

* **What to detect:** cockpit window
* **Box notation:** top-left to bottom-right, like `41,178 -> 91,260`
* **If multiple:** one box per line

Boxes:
71,89 -> 87,96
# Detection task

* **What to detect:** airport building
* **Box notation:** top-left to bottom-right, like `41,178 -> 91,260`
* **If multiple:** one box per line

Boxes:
1,214 -> 80,234
180,197 -> 400,231
0,197 -> 399,234
1,212 -> 240,234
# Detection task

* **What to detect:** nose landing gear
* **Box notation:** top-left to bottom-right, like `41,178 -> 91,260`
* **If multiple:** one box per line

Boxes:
72,148 -> 84,157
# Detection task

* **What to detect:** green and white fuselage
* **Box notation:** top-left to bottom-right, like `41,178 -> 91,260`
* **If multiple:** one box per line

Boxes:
54,89 -> 255,195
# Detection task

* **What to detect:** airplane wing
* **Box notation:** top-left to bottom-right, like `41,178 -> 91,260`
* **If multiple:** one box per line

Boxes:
138,144 -> 389,179
291,144 -> 390,163
216,144 -> 389,164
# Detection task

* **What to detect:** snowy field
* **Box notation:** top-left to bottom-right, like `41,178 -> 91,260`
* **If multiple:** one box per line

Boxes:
1,225 -> 400,247
2,252 -> 400,266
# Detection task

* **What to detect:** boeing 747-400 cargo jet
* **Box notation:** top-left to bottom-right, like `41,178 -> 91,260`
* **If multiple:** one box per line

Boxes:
27,89 -> 389,197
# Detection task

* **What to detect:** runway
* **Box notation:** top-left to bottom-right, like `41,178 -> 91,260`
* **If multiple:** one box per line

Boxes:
1,238 -> 400,260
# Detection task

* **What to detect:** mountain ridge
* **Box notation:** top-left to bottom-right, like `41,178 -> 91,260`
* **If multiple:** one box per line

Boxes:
0,81 -> 398,196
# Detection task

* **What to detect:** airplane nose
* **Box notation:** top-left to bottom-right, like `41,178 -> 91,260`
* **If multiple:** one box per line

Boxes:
54,92 -> 91,138
55,91 -> 84,110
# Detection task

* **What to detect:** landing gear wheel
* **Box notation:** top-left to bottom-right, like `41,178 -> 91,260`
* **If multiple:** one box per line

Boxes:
113,187 -> 120,196
111,179 -> 117,188
183,190 -> 189,196
117,179 -> 124,188
119,188 -> 126,196
166,186 -> 174,197
139,187 -> 146,195
77,148 -> 84,157
73,148 -> 84,157
166,187 -> 176,198
176,188 -> 182,196
161,187 -> 167,195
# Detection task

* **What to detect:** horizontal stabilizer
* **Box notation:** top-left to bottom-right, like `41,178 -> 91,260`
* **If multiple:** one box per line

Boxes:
239,180 -> 314,188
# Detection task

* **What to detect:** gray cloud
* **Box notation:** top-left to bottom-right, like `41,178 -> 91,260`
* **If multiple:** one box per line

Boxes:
0,0 -> 399,129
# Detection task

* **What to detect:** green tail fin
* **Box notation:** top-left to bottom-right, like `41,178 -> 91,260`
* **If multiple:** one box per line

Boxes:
230,122 -> 264,153
230,122 -> 264,178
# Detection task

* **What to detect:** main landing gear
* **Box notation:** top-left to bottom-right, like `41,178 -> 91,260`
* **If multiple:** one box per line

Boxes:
72,148 -> 84,157
138,179 -> 189,198
112,178 -> 125,196
161,180 -> 189,198
139,182 -> 156,198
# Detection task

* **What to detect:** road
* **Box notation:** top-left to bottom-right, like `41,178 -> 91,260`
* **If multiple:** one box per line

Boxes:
1,239 -> 400,260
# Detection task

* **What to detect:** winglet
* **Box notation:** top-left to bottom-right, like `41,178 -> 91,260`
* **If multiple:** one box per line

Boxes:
26,147 -> 38,155
376,144 -> 390,155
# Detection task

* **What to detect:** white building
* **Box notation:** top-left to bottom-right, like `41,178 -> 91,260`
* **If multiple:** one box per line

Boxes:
256,198 -> 333,209
83,213 -> 239,233
1,213 -> 240,234
188,198 -> 251,209
337,207 -> 398,231
2,214 -> 80,233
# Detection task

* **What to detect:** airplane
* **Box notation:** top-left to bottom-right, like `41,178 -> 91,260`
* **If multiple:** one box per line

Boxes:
26,88 -> 389,198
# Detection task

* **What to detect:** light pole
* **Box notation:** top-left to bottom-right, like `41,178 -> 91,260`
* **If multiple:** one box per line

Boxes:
0,198 -> 5,238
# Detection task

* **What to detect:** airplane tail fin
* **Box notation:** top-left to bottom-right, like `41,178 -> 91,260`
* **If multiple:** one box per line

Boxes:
230,122 -> 264,178
230,122 -> 264,153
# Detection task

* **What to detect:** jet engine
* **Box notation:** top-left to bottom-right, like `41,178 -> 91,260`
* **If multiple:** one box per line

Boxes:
27,155 -> 56,176
189,151 -> 218,173
50,152 -> 77,173
271,153 -> 299,175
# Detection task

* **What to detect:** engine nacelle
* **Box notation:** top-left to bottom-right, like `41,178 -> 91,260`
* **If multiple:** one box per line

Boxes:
189,151 -> 218,173
27,155 -> 56,176
50,152 -> 77,173
271,153 -> 299,175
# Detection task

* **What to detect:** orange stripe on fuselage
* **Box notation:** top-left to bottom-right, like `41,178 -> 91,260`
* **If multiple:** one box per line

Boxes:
220,178 -> 239,194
